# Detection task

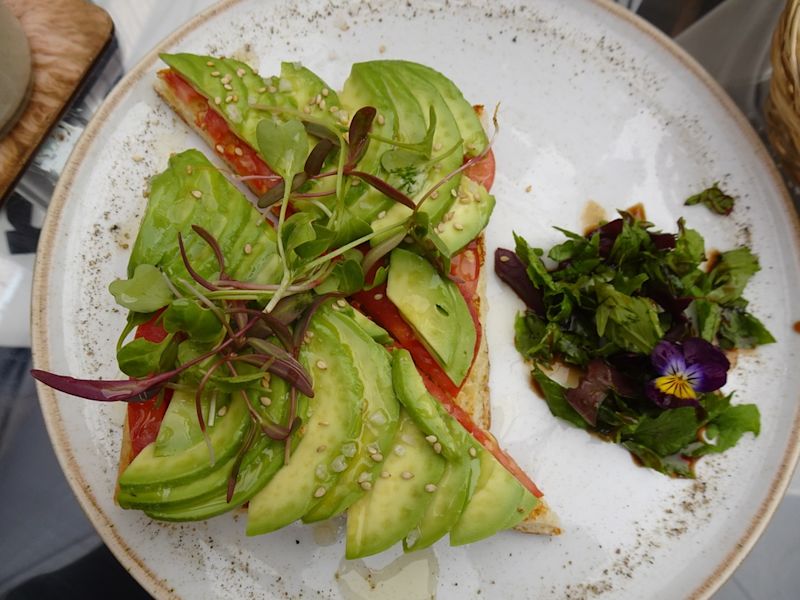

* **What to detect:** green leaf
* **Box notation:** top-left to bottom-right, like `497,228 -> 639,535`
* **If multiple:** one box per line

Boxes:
626,407 -> 699,456
532,367 -> 587,429
684,183 -> 735,216
594,283 -> 663,354
513,232 -> 555,291
718,307 -> 776,349
687,404 -> 760,457
256,118 -> 308,181
694,299 -> 722,342
707,247 -> 760,305
162,298 -> 222,341
210,370 -> 269,392
515,312 -> 558,365
115,311 -> 156,352
109,264 -> 173,313
117,334 -> 177,377
665,219 -> 705,276
622,442 -> 694,477
315,258 -> 365,295
380,148 -> 427,172
609,220 -> 650,266
364,265 -> 389,291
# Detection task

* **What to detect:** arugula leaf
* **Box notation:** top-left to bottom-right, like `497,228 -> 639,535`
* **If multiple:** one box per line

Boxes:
718,307 -> 776,349
515,312 -> 559,365
532,367 -> 588,429
687,404 -> 760,457
595,284 -> 663,354
622,442 -> 694,477
513,232 -> 556,291
609,220 -> 651,266
626,407 -> 699,456
664,219 -> 705,276
707,247 -> 760,305
109,264 -> 173,313
694,298 -> 722,343
684,183 -> 735,216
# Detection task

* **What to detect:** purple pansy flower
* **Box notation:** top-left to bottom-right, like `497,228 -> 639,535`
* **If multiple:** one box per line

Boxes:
645,338 -> 730,410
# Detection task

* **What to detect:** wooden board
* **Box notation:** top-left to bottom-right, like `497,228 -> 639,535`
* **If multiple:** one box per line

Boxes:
0,0 -> 113,204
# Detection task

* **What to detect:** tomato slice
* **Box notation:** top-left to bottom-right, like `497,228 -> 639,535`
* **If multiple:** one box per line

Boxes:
159,69 -> 279,196
463,148 -> 495,192
127,312 -> 172,458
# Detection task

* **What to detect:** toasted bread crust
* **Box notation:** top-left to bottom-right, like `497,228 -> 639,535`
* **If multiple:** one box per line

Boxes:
123,77 -> 560,535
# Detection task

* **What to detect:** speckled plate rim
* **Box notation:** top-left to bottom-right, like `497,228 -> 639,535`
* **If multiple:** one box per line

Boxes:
30,1 -> 800,598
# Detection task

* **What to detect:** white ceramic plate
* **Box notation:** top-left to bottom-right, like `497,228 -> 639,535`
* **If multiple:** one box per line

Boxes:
32,1 -> 800,598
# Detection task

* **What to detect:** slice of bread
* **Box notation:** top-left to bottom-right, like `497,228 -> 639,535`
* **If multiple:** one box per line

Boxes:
128,70 -> 561,536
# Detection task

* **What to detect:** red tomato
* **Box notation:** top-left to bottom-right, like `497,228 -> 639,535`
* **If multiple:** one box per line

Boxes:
127,312 -> 172,458
159,69 -> 279,196
463,148 -> 495,192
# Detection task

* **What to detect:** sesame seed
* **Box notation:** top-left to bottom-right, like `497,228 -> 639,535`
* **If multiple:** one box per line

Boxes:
224,83 -> 233,91
243,243 -> 252,254
376,114 -> 385,125
306,331 -> 315,338
313,487 -> 327,498
360,481 -> 372,491
214,96 -> 222,105
313,94 -> 321,105
433,442 -> 442,454
468,447 -> 477,458
206,60 -> 215,67
380,471 -> 391,479
319,99 -> 326,110
401,471 -> 414,480
435,224 -> 445,234
316,445 -> 327,453
425,435 -> 437,444
221,74 -> 231,84
217,405 -> 227,417
499,255 -> 510,262
371,453 -> 384,462
377,210 -> 387,219
373,293 -> 383,301
234,147 -> 244,156
268,85 -> 277,93
316,360 -> 328,370
258,86 -> 267,93
459,196 -> 471,204
259,396 -> 271,407
236,68 -> 246,77
336,298 -> 347,307
433,142 -> 442,151
451,189 -> 458,198
357,472 -> 371,484
215,144 -> 225,153
454,223 -> 464,231
404,236 -> 413,244
232,94 -> 238,102
319,421 -> 329,426
394,445 -> 405,456
186,165 -> 193,174
444,211 -> 455,222
431,190 -> 439,199
322,88 -> 329,96
132,154 -> 144,163
191,190 -> 203,199
211,71 -> 220,77
366,444 -> 379,454
225,95 -> 233,103
303,106 -> 311,114
329,105 -> 339,113
425,484 -> 438,493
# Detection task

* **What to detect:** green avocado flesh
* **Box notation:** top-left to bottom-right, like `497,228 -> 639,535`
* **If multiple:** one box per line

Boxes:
386,248 -> 476,386
345,411 -> 446,559
246,310 -> 364,535
111,57 -> 543,555
302,307 -> 400,522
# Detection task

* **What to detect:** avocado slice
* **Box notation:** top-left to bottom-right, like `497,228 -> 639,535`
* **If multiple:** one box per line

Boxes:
246,312 -> 363,535
338,303 -> 393,345
391,349 -> 472,551
345,411 -> 446,558
118,391 -> 250,490
428,176 -> 495,258
367,62 -> 464,242
118,377 -> 298,514
303,307 -> 400,522
449,445 -> 537,546
386,248 -> 476,386
152,389 -> 207,457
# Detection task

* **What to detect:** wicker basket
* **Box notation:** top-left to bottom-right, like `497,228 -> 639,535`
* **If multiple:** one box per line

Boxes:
766,0 -> 800,184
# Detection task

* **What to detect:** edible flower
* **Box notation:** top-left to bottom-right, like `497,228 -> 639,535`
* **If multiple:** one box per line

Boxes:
645,338 -> 730,409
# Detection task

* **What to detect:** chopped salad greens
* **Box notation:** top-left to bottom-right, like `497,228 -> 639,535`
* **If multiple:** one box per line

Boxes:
496,210 -> 774,477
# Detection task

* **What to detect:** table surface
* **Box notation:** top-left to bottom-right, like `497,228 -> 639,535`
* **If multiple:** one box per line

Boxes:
1,1 -> 798,598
